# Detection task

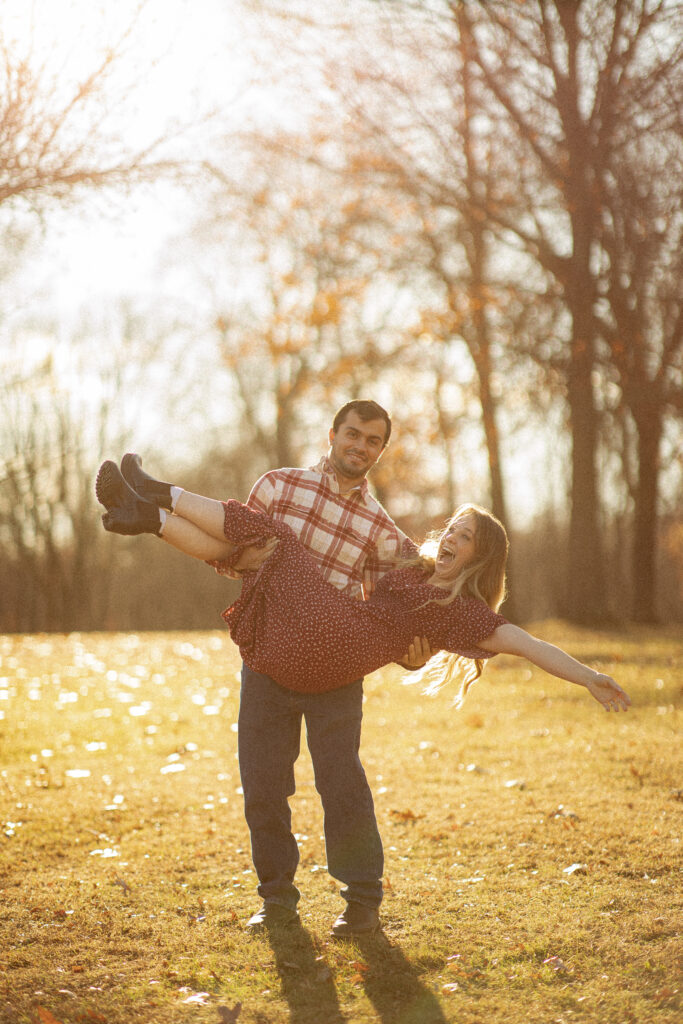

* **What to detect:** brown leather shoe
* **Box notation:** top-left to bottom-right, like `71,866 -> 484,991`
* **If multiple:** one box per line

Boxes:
331,902 -> 380,938
246,902 -> 300,932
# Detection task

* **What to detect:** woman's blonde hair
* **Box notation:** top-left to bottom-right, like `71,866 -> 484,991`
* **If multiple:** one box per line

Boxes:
406,503 -> 509,706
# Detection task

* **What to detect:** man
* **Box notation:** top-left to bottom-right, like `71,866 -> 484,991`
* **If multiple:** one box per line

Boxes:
220,400 -> 431,937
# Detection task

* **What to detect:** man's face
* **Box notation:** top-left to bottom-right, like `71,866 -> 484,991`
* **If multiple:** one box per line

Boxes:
328,411 -> 388,483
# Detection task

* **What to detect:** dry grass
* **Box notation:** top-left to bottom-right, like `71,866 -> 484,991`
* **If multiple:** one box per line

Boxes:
0,623 -> 680,1024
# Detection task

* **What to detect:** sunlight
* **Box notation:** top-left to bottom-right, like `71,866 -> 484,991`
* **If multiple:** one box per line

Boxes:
1,0 -> 263,299
3,0 -> 252,120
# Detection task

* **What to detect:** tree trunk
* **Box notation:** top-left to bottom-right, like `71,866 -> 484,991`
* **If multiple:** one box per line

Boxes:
565,352 -> 603,622
563,188 -> 603,621
631,406 -> 661,623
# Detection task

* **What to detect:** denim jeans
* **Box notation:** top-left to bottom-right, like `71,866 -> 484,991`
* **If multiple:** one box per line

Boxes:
238,664 -> 384,910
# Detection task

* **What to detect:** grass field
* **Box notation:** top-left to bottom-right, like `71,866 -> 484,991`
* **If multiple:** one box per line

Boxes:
0,623 -> 680,1024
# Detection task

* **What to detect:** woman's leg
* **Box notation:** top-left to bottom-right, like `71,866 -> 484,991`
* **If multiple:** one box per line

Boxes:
173,491 -> 229,542
98,460 -> 236,561
160,512 -> 236,562
117,454 -> 230,543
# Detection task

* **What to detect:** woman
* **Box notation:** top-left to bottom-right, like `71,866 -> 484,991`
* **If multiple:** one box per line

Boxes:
96,458 -> 630,712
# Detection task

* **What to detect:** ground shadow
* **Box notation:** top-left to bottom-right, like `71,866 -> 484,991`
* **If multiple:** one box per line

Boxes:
266,924 -> 347,1024
354,931 -> 448,1024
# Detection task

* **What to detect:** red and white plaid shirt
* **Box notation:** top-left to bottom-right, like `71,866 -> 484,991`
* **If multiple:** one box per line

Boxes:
238,457 -> 415,599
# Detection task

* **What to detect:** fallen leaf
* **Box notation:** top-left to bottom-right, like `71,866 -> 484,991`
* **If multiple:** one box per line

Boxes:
390,808 -> 424,823
217,1004 -> 242,1023
35,1009 -> 63,1024
182,991 -> 211,1005
563,862 -> 588,876
503,779 -> 526,790
653,987 -> 677,1004
442,982 -> 459,993
549,805 -> 579,821
543,955 -> 568,972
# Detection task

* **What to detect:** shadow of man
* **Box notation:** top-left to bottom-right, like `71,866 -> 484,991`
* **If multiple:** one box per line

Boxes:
353,931 -> 448,1024
266,924 -> 347,1024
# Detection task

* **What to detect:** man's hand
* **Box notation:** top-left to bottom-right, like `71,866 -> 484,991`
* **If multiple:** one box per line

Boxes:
232,537 -> 279,574
397,636 -> 438,671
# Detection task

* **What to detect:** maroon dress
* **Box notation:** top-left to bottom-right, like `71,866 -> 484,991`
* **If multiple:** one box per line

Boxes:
210,500 -> 508,693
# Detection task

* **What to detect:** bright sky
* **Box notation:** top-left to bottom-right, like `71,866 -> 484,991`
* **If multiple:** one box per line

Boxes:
1,0 -> 286,463
2,0 -> 284,303
0,1 -> 578,523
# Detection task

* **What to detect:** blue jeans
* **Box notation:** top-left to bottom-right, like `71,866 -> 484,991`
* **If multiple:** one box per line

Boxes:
238,665 -> 384,910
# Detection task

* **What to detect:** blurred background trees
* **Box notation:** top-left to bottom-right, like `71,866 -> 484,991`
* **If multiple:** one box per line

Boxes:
1,0 -> 681,632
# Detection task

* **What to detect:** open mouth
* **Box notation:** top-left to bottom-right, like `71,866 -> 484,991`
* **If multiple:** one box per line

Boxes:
438,545 -> 456,565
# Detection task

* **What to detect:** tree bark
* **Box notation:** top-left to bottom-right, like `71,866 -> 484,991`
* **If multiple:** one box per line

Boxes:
631,404 -> 662,622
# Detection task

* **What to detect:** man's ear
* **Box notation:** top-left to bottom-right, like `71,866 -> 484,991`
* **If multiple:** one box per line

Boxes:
328,427 -> 336,445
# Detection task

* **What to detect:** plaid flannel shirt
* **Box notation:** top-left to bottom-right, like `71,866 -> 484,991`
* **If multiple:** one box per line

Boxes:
217,457 -> 415,599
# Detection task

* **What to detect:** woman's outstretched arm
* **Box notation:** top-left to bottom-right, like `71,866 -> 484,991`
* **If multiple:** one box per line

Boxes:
477,624 -> 631,711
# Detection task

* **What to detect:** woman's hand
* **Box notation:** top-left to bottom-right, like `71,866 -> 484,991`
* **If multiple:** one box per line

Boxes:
584,673 -> 631,711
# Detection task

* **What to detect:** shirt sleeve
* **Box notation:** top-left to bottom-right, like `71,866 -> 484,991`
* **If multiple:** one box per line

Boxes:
247,472 -> 277,514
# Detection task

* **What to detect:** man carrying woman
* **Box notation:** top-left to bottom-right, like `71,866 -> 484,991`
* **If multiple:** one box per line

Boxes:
96,400 -> 630,938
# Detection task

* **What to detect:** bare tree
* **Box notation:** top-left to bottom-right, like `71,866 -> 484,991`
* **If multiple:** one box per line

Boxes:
596,129 -> 682,620
0,1 -> 197,214
446,0 -> 681,621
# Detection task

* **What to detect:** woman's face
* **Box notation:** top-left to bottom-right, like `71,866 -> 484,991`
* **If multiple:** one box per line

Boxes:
433,513 -> 477,580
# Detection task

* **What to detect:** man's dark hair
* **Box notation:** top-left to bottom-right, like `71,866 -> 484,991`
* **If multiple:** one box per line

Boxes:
332,400 -> 392,447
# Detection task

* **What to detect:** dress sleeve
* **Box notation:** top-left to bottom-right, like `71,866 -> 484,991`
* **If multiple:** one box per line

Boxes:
206,499 -> 284,577
440,597 -> 509,660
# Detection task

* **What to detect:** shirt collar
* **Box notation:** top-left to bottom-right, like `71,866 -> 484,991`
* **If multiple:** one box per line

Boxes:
313,456 -> 370,500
